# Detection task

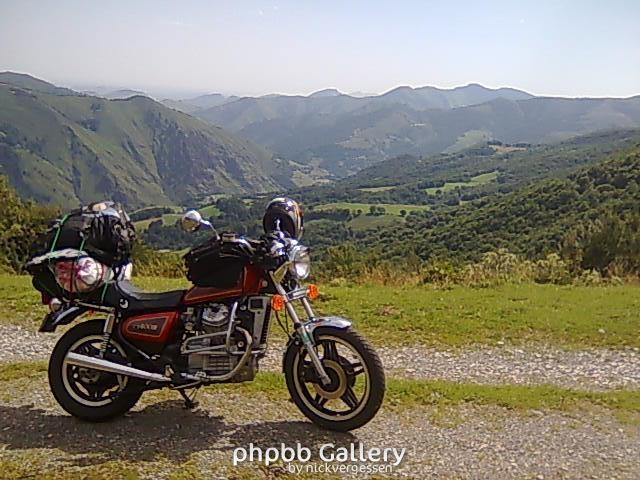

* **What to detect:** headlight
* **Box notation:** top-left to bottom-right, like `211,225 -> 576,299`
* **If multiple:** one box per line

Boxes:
289,245 -> 311,280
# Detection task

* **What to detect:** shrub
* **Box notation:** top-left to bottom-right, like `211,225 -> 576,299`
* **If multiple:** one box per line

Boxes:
562,212 -> 640,277
0,176 -> 58,273
532,253 -> 572,285
421,260 -> 459,287
461,249 -> 531,287
132,241 -> 183,278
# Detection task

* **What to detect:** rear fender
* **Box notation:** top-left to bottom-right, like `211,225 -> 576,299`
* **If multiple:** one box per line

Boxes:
39,306 -> 88,333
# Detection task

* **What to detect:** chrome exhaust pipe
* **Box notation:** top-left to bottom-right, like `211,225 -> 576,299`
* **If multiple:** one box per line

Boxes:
64,352 -> 171,383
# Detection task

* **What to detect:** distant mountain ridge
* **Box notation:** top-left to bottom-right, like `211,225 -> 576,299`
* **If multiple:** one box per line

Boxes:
194,84 -> 640,176
0,71 -> 77,96
103,89 -> 147,100
4,71 -> 640,208
309,88 -> 344,98
0,73 -> 299,208
162,93 -> 239,114
378,83 -> 533,109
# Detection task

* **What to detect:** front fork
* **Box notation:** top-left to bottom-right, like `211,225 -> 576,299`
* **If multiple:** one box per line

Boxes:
271,275 -> 331,385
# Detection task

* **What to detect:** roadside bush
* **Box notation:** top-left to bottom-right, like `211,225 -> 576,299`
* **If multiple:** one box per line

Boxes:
456,250 -> 572,287
532,253 -> 572,285
562,212 -> 640,277
316,244 -> 636,288
572,269 -> 605,286
0,176 -> 58,273
461,249 -> 530,287
132,241 -> 183,278
421,259 -> 459,287
316,243 -> 420,286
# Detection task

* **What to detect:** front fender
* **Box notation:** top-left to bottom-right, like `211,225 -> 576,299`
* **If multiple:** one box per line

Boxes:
283,316 -> 352,352
304,316 -> 352,335
39,306 -> 87,332
282,316 -> 352,372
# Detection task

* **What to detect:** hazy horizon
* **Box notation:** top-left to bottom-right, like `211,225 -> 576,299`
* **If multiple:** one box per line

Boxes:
5,70 -> 640,102
1,0 -> 639,99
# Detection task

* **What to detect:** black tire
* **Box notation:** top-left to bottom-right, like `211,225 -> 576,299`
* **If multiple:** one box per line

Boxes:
48,320 -> 142,422
284,326 -> 385,431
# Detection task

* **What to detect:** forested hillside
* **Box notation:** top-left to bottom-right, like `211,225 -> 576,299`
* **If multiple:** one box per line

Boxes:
364,146 -> 640,263
286,130 -> 640,213
136,130 -> 640,274
0,74 -> 297,208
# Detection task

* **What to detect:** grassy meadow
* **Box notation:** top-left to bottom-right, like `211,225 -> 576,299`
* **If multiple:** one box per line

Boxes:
424,170 -> 498,195
305,201 -> 432,232
2,274 -> 639,349
314,202 -> 430,216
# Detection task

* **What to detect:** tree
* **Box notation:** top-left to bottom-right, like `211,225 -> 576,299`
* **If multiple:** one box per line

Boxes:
0,176 -> 58,272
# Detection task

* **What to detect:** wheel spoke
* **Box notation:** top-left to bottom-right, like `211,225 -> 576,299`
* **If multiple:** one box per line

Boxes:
314,393 -> 329,407
341,386 -> 359,410
323,341 -> 339,361
349,361 -> 365,376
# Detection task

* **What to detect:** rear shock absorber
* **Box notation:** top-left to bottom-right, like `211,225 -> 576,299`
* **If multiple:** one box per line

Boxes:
99,313 -> 116,358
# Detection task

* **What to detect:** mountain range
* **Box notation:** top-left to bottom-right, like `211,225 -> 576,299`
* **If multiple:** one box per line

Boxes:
192,84 -> 640,176
0,72 -> 300,208
2,71 -> 640,210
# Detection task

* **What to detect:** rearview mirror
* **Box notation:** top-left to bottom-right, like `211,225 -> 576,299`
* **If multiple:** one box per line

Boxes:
181,210 -> 204,232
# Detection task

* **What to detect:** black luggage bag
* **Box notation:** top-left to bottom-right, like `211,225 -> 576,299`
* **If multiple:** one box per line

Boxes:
32,201 -> 136,268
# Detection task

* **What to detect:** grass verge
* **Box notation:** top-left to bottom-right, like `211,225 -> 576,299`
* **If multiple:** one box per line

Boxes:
0,361 -> 47,381
3,361 -> 637,416
316,283 -> 640,348
223,372 -> 640,416
2,275 -> 640,349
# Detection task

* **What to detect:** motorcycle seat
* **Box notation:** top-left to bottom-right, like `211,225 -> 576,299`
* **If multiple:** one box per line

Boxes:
104,280 -> 185,312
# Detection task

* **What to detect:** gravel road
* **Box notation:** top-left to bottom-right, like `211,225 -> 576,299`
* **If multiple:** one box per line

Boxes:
0,376 -> 638,479
2,324 -> 639,391
1,323 -> 639,478
0,324 -> 59,363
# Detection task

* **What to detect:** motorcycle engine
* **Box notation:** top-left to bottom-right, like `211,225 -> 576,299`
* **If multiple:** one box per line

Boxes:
181,303 -> 257,382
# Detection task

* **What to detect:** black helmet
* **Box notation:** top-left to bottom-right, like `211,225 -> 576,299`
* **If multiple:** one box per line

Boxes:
263,197 -> 304,239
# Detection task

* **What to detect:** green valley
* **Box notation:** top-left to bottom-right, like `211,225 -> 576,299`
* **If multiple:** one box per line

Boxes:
314,202 -> 430,215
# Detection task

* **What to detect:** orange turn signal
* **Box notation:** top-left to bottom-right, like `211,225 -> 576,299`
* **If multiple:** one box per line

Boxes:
272,294 -> 285,312
307,284 -> 320,300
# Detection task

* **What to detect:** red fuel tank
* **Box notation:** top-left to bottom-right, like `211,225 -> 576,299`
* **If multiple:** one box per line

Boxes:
183,264 -> 264,304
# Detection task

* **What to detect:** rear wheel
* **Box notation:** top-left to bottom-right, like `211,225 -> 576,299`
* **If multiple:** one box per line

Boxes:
49,320 -> 142,421
284,326 -> 385,431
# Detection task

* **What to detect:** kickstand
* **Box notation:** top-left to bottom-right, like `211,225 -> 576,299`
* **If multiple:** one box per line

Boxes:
179,387 -> 200,409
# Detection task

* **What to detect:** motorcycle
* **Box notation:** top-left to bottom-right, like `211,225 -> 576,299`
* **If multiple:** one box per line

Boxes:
28,198 -> 385,431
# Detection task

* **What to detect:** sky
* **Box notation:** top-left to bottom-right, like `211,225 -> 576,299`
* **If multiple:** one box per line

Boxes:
1,0 -> 639,99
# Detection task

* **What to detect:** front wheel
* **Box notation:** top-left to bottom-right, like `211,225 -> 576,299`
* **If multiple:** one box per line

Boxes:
284,326 -> 385,431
